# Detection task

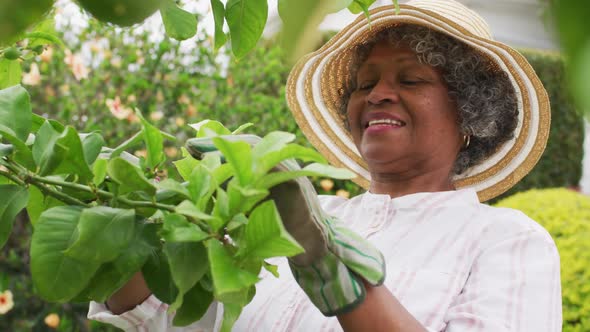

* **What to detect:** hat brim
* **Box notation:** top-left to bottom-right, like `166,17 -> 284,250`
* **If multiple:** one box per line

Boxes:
286,4 -> 550,202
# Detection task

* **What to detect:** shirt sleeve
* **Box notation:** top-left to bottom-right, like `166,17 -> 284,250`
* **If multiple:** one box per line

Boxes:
443,229 -> 562,332
88,295 -> 218,331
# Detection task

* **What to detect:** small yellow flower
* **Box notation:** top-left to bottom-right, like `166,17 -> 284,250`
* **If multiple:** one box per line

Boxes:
134,149 -> 147,158
22,63 -> 41,86
175,117 -> 186,127
186,104 -> 197,117
59,84 -> 70,94
0,290 -> 14,314
64,49 -> 89,81
177,94 -> 190,105
156,90 -> 165,103
319,179 -> 334,192
106,97 -> 132,120
335,189 -> 350,199
40,46 -> 53,63
149,111 -> 164,121
44,313 -> 60,329
164,146 -> 178,158
127,94 -> 137,103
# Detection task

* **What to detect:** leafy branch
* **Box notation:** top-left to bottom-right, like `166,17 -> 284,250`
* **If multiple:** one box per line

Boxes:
0,85 -> 355,330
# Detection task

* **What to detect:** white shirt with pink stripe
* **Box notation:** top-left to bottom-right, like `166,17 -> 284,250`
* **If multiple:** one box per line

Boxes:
88,188 -> 562,331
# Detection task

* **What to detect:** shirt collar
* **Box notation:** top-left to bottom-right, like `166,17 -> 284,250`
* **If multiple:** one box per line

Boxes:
360,188 -> 480,210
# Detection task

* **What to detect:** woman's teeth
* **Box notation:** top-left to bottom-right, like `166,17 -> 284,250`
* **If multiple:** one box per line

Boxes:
367,119 -> 404,127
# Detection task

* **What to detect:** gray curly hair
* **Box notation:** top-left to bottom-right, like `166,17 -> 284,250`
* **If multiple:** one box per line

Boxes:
340,25 -> 518,175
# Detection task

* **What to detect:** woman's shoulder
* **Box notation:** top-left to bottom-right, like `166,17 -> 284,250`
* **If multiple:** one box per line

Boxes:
474,203 -> 556,248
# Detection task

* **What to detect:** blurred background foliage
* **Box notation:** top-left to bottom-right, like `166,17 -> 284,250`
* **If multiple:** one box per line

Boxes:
0,1 -> 587,331
493,49 -> 585,202
495,188 -> 590,332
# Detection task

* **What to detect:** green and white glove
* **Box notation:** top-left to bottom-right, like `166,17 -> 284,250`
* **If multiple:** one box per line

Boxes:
186,135 -> 386,316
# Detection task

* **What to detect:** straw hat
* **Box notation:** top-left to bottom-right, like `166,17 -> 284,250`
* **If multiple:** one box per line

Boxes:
286,0 -> 550,202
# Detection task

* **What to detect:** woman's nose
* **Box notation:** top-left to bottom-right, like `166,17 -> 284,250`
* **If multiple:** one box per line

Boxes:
366,80 -> 400,105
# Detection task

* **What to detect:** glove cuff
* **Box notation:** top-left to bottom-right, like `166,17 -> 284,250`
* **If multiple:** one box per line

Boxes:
289,253 -> 369,317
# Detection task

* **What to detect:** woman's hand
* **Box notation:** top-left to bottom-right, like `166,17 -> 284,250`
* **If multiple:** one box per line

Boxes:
105,271 -> 151,315
187,135 -> 386,316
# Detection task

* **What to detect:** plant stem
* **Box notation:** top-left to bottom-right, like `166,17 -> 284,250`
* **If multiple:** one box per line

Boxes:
4,159 -> 176,211
28,173 -> 176,211
0,170 -> 26,186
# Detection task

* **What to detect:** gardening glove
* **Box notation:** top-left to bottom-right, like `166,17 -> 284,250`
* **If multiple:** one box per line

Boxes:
186,135 -> 386,316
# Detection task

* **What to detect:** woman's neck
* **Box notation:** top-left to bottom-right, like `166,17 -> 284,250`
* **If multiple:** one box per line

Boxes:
368,168 -> 455,199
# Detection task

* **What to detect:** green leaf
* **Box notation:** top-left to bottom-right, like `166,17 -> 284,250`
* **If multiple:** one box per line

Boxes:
0,85 -> 31,142
0,185 -> 28,248
348,0 -> 376,14
263,261 -> 280,278
187,164 -> 212,203
138,111 -> 165,171
212,137 -> 253,186
92,158 -> 108,186
0,143 -> 13,158
231,122 -> 253,135
32,123 -> 93,181
201,152 -> 222,172
212,163 -> 232,183
110,131 -> 143,159
0,59 -> 22,90
165,241 -> 208,311
192,120 -> 232,138
393,0 -> 400,14
23,31 -> 65,48
161,213 -> 209,243
207,239 -> 259,296
220,303 -> 244,332
175,200 -> 217,221
156,179 -> 191,200
238,200 -> 303,259
255,163 -> 356,189
251,131 -> 295,160
26,186 -> 63,227
254,144 -> 326,177
226,213 -> 247,232
278,0 -> 341,61
75,223 -> 156,303
32,121 -> 64,175
227,180 -> 268,215
107,157 -> 157,195
160,0 -> 198,41
173,151 -> 200,181
210,0 -> 227,50
211,188 -> 229,231
217,285 -> 256,331
64,207 -> 136,263
31,113 -> 45,133
142,251 -> 179,304
30,206 -> 101,302
81,132 -> 105,165
173,282 -> 214,327
0,124 -> 35,170
225,0 -> 268,58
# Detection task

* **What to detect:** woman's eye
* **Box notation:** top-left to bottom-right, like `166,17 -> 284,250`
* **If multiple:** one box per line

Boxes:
401,79 -> 421,85
358,82 -> 375,90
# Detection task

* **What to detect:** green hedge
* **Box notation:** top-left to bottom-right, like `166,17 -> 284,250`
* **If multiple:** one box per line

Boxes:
493,50 -> 584,201
495,188 -> 590,331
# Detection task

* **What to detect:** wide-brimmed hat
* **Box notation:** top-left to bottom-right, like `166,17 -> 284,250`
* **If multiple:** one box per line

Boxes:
286,0 -> 550,202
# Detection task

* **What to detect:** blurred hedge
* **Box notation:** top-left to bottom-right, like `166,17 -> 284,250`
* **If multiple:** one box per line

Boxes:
493,50 -> 584,201
495,188 -> 590,331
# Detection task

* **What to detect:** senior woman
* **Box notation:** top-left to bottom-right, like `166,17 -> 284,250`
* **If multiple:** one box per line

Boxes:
89,0 -> 561,331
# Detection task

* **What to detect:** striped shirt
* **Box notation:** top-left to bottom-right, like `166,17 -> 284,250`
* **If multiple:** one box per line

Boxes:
88,188 -> 562,331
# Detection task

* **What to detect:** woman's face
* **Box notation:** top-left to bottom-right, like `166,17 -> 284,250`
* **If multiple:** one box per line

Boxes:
347,40 -> 462,178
